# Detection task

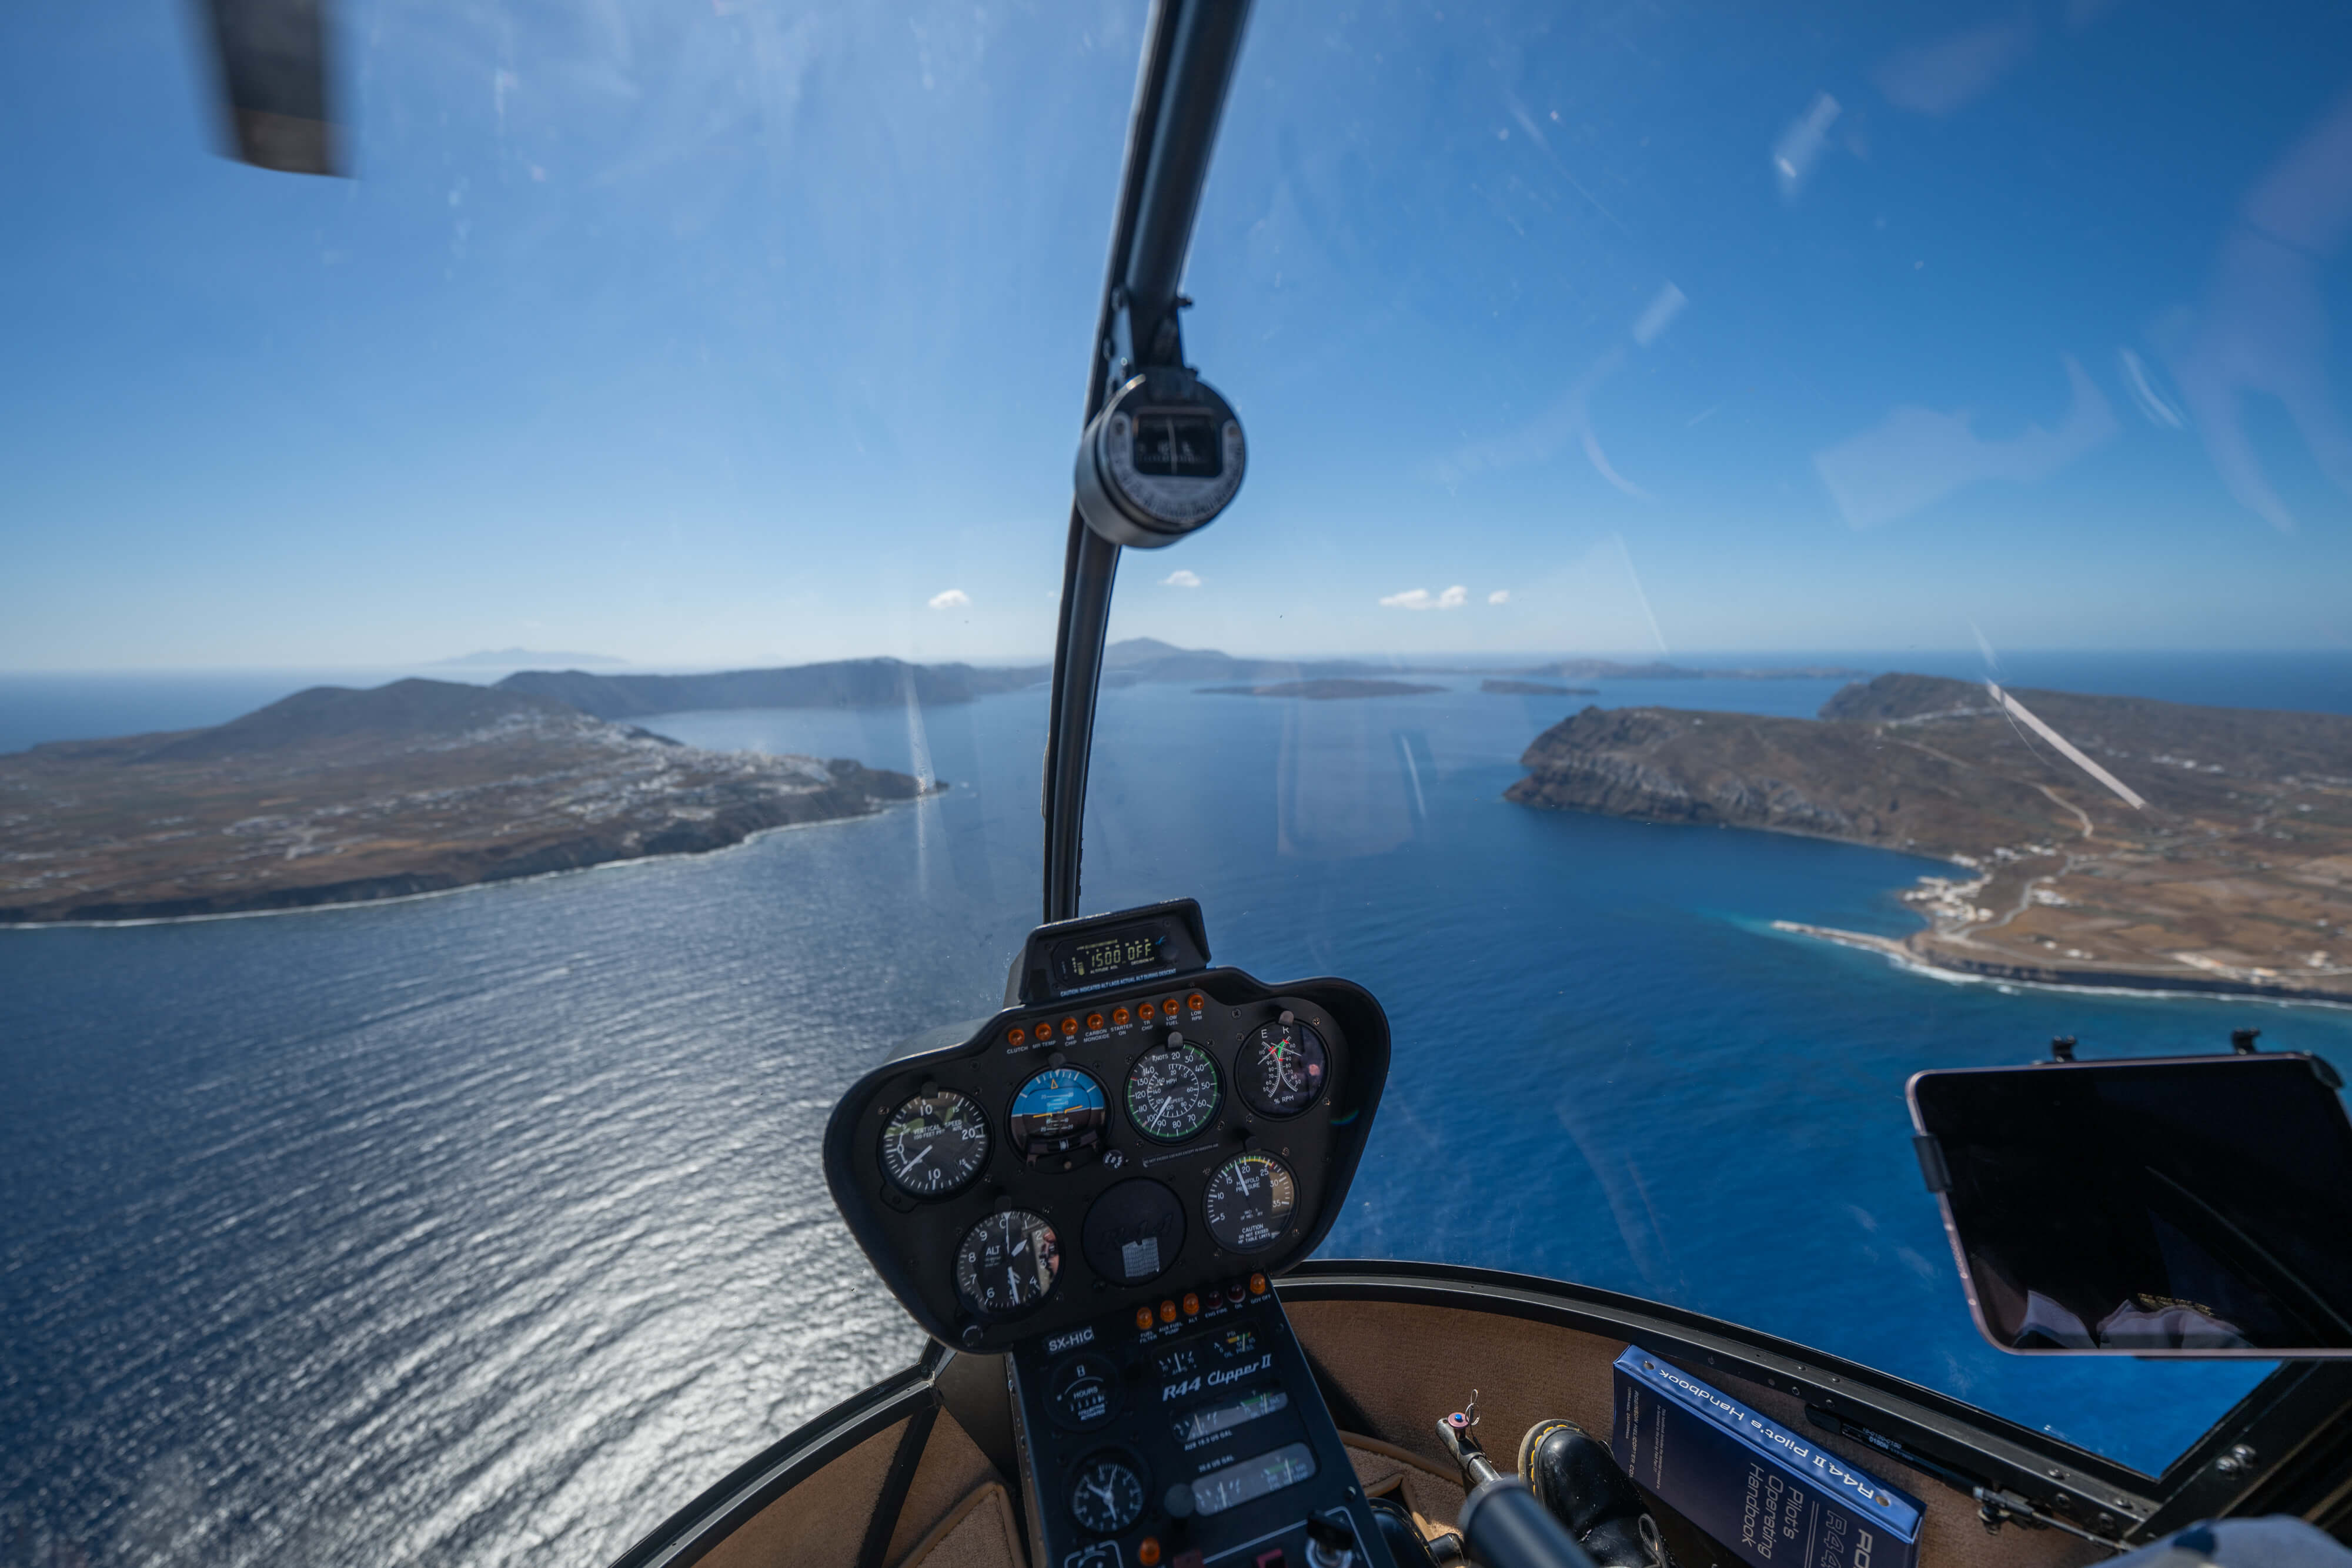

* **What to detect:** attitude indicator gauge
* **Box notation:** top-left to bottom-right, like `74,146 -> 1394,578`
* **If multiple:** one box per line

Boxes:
879,1088 -> 990,1196
1009,1067 -> 1108,1167
1068,1453 -> 1146,1536
1124,1037 -> 1220,1142
1238,1017 -> 1328,1118
1203,1151 -> 1297,1253
954,1209 -> 1060,1319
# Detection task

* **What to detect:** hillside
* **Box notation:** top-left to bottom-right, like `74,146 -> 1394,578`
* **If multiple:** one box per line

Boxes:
1506,673 -> 2352,1001
0,680 -> 927,923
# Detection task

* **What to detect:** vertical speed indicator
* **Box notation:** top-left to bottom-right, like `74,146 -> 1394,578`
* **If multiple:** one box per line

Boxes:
880,1089 -> 990,1196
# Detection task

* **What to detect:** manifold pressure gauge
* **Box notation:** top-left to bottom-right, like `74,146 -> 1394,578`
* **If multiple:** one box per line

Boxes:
1073,367 -> 1245,549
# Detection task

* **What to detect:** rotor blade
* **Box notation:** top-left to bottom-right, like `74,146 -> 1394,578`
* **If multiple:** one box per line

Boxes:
197,0 -> 342,176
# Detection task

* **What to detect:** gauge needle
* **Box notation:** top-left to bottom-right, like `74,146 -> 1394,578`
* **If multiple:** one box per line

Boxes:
903,1145 -> 933,1170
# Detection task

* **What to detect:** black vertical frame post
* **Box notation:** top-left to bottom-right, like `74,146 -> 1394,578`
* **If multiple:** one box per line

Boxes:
1041,0 -> 1253,924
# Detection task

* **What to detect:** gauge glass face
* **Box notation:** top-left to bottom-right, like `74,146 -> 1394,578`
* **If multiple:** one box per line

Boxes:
1008,1066 -> 1108,1158
1203,1152 -> 1297,1253
953,1209 -> 1060,1318
1124,1041 -> 1220,1142
1047,1350 -> 1120,1430
1238,1021 -> 1328,1118
1068,1455 -> 1145,1535
879,1089 -> 989,1196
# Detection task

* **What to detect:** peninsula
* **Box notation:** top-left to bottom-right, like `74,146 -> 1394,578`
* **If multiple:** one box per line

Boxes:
0,680 -> 928,924
1506,673 -> 2352,1003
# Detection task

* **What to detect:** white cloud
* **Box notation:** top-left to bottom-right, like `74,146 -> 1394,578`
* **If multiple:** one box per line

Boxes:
1161,569 -> 1202,589
1488,590 -> 1511,605
1379,585 -> 1469,611
1812,356 -> 2118,529
927,588 -> 970,609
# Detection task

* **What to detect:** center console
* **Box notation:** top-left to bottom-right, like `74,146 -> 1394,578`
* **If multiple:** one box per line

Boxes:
824,901 -> 1396,1568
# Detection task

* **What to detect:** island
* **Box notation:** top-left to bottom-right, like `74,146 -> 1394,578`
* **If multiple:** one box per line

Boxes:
498,657 -> 1046,718
1511,659 -> 1875,682
0,680 -> 930,924
1506,673 -> 2352,1002
1200,679 -> 1446,700
1481,680 -> 1600,696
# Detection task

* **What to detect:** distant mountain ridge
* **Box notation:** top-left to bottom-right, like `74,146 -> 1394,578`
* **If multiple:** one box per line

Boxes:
485,644 -> 1875,716
497,660 -> 1049,718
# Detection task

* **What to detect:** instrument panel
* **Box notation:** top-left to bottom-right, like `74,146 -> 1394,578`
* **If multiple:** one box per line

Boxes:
823,902 -> 1390,1355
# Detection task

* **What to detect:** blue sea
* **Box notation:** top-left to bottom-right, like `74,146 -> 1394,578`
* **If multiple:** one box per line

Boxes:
5,654 -> 2351,1566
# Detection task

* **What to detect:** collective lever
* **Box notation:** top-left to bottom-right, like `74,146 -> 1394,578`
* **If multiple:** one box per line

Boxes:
1435,1402 -> 1598,1568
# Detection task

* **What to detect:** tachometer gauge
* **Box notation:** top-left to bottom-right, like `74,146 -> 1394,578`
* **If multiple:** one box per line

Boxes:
954,1209 -> 1060,1319
1237,1018 -> 1328,1118
1203,1151 -> 1296,1253
1067,1453 -> 1145,1535
1124,1039 -> 1220,1142
1009,1066 -> 1108,1165
879,1089 -> 990,1196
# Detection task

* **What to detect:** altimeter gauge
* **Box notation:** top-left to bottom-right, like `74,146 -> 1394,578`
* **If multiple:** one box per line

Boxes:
1067,1453 -> 1145,1536
1237,1017 -> 1327,1118
880,1089 -> 990,1196
954,1209 -> 1060,1319
1124,1038 -> 1220,1142
1203,1151 -> 1296,1253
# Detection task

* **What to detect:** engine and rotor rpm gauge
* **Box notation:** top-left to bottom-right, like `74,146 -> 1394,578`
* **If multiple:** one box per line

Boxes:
954,1209 -> 1060,1319
1238,1017 -> 1328,1118
1203,1151 -> 1297,1253
1124,1037 -> 1220,1142
879,1089 -> 990,1196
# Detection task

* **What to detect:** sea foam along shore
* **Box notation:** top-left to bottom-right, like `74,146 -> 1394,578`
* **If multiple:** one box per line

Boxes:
1772,920 -> 2352,1010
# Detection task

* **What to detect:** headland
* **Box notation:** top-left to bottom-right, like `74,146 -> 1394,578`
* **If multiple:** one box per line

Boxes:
1507,673 -> 2352,1003
0,680 -> 930,924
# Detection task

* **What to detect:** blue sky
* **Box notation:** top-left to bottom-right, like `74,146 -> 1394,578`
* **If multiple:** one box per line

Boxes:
5,0 -> 2351,668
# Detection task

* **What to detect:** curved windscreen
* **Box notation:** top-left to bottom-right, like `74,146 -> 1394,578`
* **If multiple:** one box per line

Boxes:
8,1 -> 2352,1562
1077,0 -> 2352,1473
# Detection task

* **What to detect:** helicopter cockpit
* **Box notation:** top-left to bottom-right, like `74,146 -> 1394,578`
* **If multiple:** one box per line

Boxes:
8,1 -> 2352,1567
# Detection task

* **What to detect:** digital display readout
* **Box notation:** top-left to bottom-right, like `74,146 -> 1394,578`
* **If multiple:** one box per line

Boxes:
1190,1442 -> 1318,1517
1052,925 -> 1170,988
1172,1389 -> 1288,1447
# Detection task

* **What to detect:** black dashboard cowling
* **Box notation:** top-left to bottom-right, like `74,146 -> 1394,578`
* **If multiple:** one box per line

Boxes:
823,909 -> 1389,1355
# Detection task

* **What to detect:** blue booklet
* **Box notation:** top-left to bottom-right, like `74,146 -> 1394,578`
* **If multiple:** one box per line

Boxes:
1610,1348 -> 1923,1568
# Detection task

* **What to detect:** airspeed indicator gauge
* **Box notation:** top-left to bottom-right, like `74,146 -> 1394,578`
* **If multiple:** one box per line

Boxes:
1124,1039 -> 1220,1142
880,1089 -> 990,1196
